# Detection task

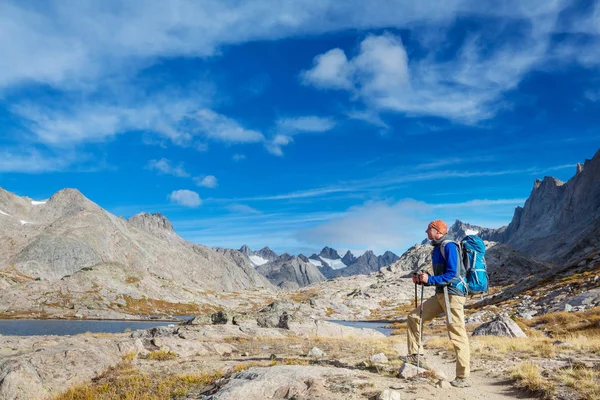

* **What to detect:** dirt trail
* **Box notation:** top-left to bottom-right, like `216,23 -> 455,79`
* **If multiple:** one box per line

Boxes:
402,352 -> 539,400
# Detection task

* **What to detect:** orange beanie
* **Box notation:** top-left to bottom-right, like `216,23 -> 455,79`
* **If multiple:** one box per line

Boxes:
428,220 -> 448,235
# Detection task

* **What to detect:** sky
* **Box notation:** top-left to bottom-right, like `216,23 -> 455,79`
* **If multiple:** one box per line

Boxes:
1,0 -> 599,256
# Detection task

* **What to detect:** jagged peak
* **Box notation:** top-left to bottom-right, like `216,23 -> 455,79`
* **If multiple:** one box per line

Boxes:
576,162 -> 584,175
533,176 -> 565,190
128,212 -> 174,232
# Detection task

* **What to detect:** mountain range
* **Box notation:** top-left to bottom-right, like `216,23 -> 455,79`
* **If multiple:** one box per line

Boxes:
0,148 -> 597,318
238,244 -> 400,282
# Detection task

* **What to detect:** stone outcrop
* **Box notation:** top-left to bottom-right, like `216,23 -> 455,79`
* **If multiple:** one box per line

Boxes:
472,315 -> 527,338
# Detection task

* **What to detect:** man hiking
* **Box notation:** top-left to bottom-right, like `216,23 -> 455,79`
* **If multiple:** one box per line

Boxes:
405,219 -> 470,388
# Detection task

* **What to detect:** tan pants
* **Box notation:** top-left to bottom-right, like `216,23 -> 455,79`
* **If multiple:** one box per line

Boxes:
407,292 -> 470,378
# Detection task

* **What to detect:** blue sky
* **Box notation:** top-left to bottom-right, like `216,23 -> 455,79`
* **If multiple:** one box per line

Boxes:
1,0 -> 599,256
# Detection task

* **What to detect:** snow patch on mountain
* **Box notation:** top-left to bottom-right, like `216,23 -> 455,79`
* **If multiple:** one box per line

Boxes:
320,256 -> 347,270
0,210 -> 9,216
465,229 -> 479,235
31,200 -> 47,205
249,255 -> 269,266
308,259 -> 323,267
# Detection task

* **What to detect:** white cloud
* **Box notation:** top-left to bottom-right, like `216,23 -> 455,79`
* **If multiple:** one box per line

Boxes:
168,189 -> 202,208
195,175 -> 218,188
300,48 -> 353,90
265,135 -> 294,157
147,158 -> 189,177
296,199 -> 433,254
302,30 -> 551,123
12,100 -> 196,148
226,204 -> 261,214
295,197 -> 524,254
232,154 -> 246,161
194,109 -> 264,144
276,116 -> 336,134
0,147 -> 76,173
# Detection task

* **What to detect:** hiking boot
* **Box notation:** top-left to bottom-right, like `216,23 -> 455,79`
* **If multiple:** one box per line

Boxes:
401,354 -> 429,369
450,377 -> 471,388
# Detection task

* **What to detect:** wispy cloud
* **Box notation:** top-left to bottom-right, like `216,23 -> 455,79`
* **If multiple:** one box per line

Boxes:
194,109 -> 264,144
276,116 -> 336,134
194,175 -> 218,188
266,115 -> 336,156
168,189 -> 202,208
232,154 -> 246,162
218,163 -> 577,203
0,147 -> 78,173
147,158 -> 190,177
432,198 -> 527,208
226,204 -> 261,214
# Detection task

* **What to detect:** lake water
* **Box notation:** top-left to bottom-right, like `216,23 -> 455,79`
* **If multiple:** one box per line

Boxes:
0,318 -> 396,337
0,319 -> 180,336
328,320 -> 395,336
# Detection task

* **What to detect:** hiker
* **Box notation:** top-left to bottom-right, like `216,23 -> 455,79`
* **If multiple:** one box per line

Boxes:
405,219 -> 471,388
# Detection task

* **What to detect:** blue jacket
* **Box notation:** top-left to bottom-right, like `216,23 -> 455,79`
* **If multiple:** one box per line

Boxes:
428,241 -> 466,296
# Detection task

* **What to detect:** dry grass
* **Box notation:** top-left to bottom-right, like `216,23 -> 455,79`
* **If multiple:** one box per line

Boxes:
426,335 -> 564,359
510,362 -> 555,399
525,308 -> 600,337
114,295 -> 216,316
557,365 -> 600,400
53,361 -> 222,400
146,350 -> 179,361
287,289 -> 318,303
124,277 -> 140,284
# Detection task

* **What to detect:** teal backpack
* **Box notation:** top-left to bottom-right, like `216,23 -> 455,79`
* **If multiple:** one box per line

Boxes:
440,235 -> 489,295
461,235 -> 488,294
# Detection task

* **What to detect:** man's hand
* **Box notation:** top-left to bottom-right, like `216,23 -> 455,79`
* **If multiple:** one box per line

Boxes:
412,271 -> 429,284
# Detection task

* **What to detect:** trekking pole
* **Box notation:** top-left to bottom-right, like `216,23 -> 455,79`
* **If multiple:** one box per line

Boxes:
416,282 -> 425,372
414,282 -> 418,309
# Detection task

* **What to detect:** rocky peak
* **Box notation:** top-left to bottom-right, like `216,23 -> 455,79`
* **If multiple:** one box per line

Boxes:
341,250 -> 356,265
448,220 -> 486,240
319,246 -> 340,259
45,188 -> 101,217
496,148 -> 600,261
298,254 -> 309,263
378,251 -> 399,267
239,245 -> 253,257
128,212 -> 174,235
256,246 -> 279,262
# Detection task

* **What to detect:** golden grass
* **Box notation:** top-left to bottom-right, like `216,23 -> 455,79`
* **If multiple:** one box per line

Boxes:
146,350 -> 179,361
53,361 -> 222,400
124,277 -> 140,284
426,335 -> 566,359
114,295 -> 216,316
557,366 -> 600,400
287,289 -> 318,303
121,352 -> 136,362
510,362 -> 555,399
525,308 -> 600,337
